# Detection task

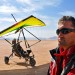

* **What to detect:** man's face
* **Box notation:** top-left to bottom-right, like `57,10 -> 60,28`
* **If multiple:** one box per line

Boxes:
57,21 -> 75,49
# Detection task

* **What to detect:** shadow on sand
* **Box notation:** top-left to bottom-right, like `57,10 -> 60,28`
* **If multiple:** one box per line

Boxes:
0,63 -> 49,75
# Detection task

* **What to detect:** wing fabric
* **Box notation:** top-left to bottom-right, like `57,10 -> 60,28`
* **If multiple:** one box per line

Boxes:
0,15 -> 45,37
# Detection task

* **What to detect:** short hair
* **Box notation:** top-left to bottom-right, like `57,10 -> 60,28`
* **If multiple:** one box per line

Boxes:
58,16 -> 75,27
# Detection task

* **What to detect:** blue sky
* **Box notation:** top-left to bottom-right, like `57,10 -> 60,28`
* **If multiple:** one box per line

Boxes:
0,0 -> 75,39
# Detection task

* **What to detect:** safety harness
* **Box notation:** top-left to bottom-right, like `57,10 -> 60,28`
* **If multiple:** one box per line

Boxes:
61,54 -> 75,75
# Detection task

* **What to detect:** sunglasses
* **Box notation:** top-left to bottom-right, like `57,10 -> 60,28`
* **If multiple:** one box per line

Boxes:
56,28 -> 75,35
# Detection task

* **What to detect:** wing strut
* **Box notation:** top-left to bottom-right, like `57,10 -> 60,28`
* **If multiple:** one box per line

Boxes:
11,14 -> 41,48
24,28 -> 41,47
21,29 -> 30,48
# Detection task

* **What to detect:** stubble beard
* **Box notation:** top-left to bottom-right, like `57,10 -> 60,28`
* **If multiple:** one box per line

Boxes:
58,39 -> 67,47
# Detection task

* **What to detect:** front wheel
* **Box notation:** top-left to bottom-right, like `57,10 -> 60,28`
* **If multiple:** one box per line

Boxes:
4,56 -> 9,64
30,57 -> 36,67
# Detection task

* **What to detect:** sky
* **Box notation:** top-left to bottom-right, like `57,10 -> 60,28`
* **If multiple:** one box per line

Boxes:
0,0 -> 75,39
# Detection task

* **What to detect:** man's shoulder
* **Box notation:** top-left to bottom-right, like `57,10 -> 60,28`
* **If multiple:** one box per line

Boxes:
49,46 -> 59,60
49,46 -> 59,54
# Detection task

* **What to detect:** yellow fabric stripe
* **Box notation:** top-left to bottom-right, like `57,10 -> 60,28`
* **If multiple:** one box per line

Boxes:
0,15 -> 45,37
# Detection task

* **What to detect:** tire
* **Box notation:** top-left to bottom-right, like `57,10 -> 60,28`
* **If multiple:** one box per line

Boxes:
30,57 -> 36,67
4,56 -> 9,64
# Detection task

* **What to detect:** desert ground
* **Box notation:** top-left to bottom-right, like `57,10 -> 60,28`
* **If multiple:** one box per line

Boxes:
0,40 -> 58,75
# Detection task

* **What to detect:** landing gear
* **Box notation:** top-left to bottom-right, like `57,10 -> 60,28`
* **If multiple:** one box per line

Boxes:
30,57 -> 36,67
4,56 -> 9,64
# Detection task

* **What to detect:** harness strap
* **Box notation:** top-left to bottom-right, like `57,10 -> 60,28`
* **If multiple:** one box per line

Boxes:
61,54 -> 75,75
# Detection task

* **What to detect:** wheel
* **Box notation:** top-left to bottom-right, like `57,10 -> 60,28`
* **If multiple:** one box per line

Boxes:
30,57 -> 36,67
4,56 -> 9,64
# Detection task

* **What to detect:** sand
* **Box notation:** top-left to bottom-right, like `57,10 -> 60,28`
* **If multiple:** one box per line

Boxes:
0,40 -> 58,75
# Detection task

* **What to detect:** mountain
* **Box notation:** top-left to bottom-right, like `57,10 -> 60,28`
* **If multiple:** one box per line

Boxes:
50,36 -> 57,40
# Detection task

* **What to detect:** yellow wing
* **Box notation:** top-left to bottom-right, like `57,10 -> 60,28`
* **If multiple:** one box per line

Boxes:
0,15 -> 45,37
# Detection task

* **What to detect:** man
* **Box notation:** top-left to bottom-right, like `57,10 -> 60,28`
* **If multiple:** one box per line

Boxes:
12,38 -> 29,58
48,16 -> 75,75
12,38 -> 21,57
